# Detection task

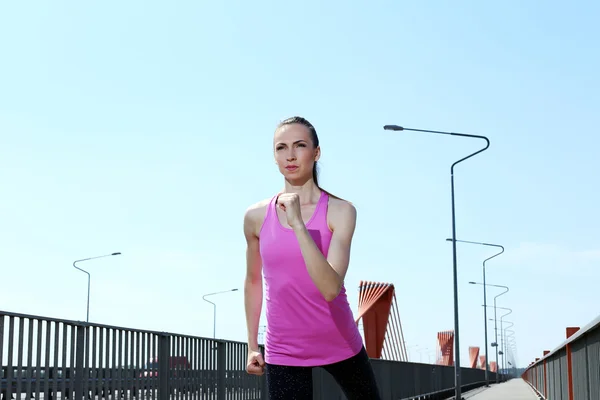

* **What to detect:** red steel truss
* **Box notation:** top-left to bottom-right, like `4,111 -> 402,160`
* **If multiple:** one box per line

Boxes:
355,281 -> 408,361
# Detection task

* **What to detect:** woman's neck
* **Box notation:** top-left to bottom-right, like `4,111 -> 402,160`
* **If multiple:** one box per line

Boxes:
283,179 -> 321,205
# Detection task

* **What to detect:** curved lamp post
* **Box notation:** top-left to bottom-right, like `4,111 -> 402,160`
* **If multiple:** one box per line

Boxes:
73,252 -> 121,322
470,280 -> 508,383
385,124 -> 490,400
202,288 -> 238,338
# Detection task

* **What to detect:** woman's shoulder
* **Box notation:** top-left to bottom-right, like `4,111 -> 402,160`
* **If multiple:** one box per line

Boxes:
326,194 -> 356,216
325,193 -> 357,229
243,197 -> 273,234
245,197 -> 271,217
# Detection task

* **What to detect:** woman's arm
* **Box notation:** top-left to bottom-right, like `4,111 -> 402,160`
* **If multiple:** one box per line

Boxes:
243,206 -> 264,350
293,200 -> 357,302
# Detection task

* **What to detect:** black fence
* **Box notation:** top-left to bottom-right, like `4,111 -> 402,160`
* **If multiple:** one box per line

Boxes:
1,311 -> 503,400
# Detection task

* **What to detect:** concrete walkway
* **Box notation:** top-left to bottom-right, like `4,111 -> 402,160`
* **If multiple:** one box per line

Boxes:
465,379 -> 538,399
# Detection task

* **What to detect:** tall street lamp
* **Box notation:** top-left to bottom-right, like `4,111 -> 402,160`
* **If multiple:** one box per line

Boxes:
470,281 -> 509,383
73,252 -> 122,322
385,124 -> 490,400
449,239 -> 504,386
202,288 -> 238,338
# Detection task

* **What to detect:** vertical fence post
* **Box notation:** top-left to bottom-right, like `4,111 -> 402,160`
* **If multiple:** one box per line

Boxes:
6,316 -> 15,400
542,351 -> 549,399
217,340 -> 226,400
158,334 -> 170,400
564,344 -> 573,400
584,334 -> 591,400
74,324 -> 85,400
565,327 -> 579,400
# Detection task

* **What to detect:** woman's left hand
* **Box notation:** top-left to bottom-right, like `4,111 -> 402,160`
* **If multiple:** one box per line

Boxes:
276,193 -> 305,230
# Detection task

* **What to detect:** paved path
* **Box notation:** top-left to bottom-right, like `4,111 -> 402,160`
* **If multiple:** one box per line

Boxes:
465,379 -> 538,399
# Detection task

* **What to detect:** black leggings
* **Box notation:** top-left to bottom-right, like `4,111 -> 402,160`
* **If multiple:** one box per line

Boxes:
265,347 -> 381,400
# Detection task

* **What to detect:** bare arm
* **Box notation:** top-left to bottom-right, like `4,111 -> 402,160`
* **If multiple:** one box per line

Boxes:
243,207 -> 263,350
293,200 -> 357,302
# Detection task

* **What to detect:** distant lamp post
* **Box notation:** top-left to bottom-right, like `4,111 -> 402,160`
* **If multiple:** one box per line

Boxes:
406,344 -> 419,362
258,325 -> 267,345
469,281 -> 509,383
489,318 -> 514,376
504,329 -> 517,376
416,347 -> 429,363
73,252 -> 122,322
202,289 -> 238,338
499,319 -> 514,374
500,310 -> 514,373
483,305 -> 512,376
449,238 -> 504,387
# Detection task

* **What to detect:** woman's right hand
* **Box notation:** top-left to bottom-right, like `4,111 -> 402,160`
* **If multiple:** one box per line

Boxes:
246,349 -> 265,375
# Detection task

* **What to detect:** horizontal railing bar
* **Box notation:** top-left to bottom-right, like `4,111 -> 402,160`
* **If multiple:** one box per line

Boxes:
0,310 -> 230,343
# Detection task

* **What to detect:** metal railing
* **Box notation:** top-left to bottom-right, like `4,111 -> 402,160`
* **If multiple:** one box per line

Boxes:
522,313 -> 600,400
1,310 -> 502,400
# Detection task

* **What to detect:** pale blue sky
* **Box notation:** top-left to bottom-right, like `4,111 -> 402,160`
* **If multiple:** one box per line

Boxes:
1,1 -> 599,369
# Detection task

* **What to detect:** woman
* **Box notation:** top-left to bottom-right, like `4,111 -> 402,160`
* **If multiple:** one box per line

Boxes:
243,116 -> 381,399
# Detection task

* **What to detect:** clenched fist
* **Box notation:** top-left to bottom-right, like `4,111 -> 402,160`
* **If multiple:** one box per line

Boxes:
276,193 -> 304,230
246,349 -> 265,376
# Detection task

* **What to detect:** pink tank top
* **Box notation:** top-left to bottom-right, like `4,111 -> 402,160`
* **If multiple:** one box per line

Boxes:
259,191 -> 363,366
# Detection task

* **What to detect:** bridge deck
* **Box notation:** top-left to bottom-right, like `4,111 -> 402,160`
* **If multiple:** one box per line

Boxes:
465,379 -> 538,399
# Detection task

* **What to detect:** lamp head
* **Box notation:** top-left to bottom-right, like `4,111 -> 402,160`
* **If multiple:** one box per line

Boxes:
445,238 -> 452,242
383,125 -> 404,131
112,252 -> 122,256
468,281 -> 476,285
232,288 -> 239,292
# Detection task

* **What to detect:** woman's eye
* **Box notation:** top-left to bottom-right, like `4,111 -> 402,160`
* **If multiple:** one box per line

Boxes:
297,143 -> 306,147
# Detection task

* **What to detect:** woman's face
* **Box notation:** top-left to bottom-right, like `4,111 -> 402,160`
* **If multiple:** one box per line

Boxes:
273,123 -> 320,183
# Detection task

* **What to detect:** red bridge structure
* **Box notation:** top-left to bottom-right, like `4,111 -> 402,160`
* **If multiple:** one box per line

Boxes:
436,330 -> 455,366
355,280 -> 494,372
469,346 -> 480,368
355,281 -> 408,361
